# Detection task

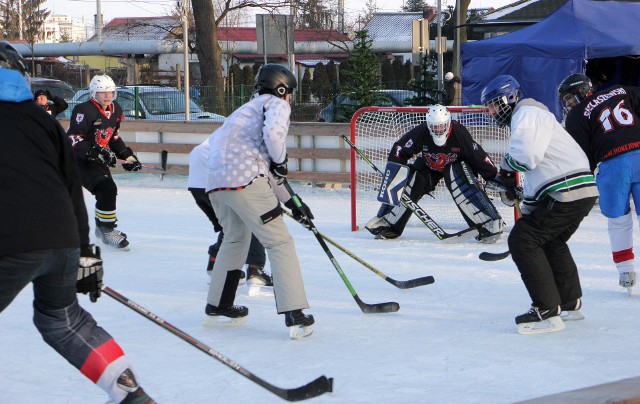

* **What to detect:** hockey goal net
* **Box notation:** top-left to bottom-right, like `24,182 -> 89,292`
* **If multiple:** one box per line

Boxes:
350,106 -> 512,232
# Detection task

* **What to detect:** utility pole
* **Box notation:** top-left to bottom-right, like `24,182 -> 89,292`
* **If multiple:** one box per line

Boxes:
95,0 -> 103,41
181,0 -> 190,120
436,0 -> 443,103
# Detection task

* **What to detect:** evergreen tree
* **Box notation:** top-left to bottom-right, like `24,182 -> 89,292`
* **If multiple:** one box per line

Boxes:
242,65 -> 254,86
1,0 -> 49,41
402,0 -> 427,12
392,58 -> 405,88
407,54 -> 437,106
311,62 -> 330,99
229,64 -> 243,90
301,67 -> 312,102
338,30 -> 382,122
325,60 -> 337,85
381,58 -> 393,89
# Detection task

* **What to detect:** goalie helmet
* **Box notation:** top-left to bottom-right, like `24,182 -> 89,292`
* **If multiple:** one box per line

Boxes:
481,74 -> 521,127
0,41 -> 29,80
89,74 -> 117,100
254,64 -> 297,98
426,104 -> 451,146
558,73 -> 592,114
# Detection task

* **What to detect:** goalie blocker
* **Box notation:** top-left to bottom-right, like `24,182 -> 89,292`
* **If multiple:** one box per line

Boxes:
366,160 -> 503,242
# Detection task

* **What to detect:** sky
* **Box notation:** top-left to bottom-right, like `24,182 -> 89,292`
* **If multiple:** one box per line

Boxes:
1,173 -> 639,403
42,0 -> 517,29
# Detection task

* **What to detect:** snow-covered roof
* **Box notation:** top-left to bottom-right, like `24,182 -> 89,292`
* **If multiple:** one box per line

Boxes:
364,12 -> 436,43
91,17 -> 180,42
477,0 -> 567,21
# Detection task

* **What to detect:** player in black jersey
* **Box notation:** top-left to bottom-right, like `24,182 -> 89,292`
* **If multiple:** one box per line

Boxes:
560,74 -> 640,293
67,74 -> 142,249
365,104 -> 504,242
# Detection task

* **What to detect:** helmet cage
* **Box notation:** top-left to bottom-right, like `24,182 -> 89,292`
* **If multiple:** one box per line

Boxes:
427,105 -> 452,146
485,95 -> 514,127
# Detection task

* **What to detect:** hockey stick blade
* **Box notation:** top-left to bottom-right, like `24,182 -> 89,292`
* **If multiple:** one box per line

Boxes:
282,376 -> 334,401
355,294 -> 400,313
388,275 -> 435,289
478,250 -> 511,261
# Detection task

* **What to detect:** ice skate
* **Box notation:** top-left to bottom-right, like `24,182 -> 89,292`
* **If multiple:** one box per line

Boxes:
619,271 -> 636,296
246,265 -> 274,297
204,304 -> 248,326
560,298 -> 585,321
95,226 -> 129,250
116,368 -> 156,404
515,306 -> 564,335
365,216 -> 400,239
284,309 -> 314,339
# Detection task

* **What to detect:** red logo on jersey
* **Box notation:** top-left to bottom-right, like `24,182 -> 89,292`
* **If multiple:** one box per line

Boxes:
425,152 -> 458,172
95,128 -> 114,148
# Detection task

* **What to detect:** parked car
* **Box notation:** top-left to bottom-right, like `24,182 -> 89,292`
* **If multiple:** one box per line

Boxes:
30,76 -> 75,100
71,85 -> 225,122
318,89 -> 418,123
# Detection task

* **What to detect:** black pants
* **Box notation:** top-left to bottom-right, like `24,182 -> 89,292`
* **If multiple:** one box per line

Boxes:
190,188 -> 266,267
508,196 -> 597,309
78,161 -> 118,228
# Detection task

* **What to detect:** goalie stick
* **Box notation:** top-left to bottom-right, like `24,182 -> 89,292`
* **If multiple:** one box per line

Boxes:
283,181 -> 400,313
283,211 -> 434,289
102,286 -> 333,401
342,135 -> 480,241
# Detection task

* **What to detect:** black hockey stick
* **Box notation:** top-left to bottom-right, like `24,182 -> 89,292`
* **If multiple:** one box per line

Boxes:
283,181 -> 400,313
342,135 -> 480,241
283,211 -> 434,289
102,286 -> 333,401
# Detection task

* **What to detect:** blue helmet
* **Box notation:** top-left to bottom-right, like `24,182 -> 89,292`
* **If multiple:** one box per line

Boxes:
480,74 -> 521,127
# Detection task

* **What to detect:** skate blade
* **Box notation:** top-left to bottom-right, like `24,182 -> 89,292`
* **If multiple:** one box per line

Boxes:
247,284 -> 273,298
289,324 -> 313,339
560,309 -> 585,321
517,316 -> 565,335
203,315 -> 247,327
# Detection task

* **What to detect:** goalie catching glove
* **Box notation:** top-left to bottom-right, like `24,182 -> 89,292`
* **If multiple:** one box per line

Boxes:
284,197 -> 314,229
121,147 -> 142,171
76,244 -> 104,302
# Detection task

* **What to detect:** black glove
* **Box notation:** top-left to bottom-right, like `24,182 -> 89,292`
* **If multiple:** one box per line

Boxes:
285,197 -> 314,229
269,155 -> 288,184
86,144 -> 116,167
76,244 -> 104,302
122,147 -> 142,171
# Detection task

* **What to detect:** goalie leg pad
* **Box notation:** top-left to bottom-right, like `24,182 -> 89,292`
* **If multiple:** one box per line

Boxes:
445,161 -> 503,242
366,167 -> 429,238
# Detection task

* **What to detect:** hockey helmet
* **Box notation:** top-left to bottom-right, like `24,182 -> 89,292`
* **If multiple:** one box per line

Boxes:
254,64 -> 297,98
89,74 -> 117,100
558,73 -> 592,114
0,41 -> 29,80
481,74 -> 522,127
427,104 -> 452,146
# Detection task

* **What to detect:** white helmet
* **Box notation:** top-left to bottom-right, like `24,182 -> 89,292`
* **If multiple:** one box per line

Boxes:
89,74 -> 117,100
427,104 -> 451,146
444,72 -> 454,81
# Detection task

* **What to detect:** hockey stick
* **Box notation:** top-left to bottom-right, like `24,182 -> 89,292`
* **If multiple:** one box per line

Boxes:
282,181 -> 400,313
342,135 -> 479,241
116,159 -> 166,172
478,201 -> 521,262
102,286 -> 333,401
282,211 -> 434,289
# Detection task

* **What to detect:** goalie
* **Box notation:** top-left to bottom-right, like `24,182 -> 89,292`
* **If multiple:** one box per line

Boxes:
365,104 -> 505,243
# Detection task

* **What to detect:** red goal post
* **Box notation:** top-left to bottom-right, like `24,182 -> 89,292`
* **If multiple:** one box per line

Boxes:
349,106 -> 512,233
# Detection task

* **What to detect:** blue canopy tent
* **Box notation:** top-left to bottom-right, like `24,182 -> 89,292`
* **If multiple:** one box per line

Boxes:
461,0 -> 640,121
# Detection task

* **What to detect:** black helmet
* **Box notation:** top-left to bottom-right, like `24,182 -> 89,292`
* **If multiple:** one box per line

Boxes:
558,73 -> 592,114
0,41 -> 29,79
254,64 -> 297,98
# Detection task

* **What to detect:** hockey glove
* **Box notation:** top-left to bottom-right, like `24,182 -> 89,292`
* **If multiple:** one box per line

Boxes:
284,197 -> 314,229
86,144 -> 116,167
76,244 -> 104,302
269,155 -> 288,185
486,173 -> 520,207
122,147 -> 142,171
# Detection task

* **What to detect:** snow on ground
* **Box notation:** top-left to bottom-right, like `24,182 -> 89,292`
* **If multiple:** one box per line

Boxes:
1,173 -> 639,404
